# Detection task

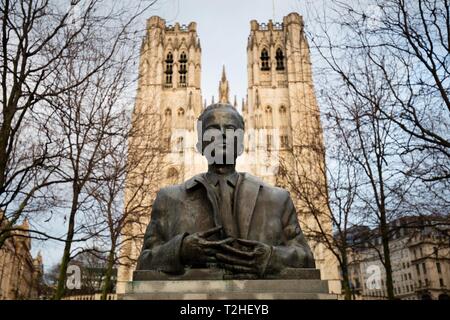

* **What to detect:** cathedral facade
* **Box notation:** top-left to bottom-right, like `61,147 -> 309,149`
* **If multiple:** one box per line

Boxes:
117,12 -> 340,294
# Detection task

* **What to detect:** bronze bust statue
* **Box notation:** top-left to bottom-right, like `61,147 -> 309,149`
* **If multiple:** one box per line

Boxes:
136,103 -> 315,277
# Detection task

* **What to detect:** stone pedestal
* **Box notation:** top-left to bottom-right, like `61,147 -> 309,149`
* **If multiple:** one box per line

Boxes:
118,268 -> 336,300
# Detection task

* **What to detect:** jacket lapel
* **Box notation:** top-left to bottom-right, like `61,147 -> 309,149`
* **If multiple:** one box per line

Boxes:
188,173 -> 223,235
236,173 -> 261,238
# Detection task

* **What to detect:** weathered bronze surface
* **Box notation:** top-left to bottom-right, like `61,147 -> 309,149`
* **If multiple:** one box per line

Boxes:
136,103 -> 315,278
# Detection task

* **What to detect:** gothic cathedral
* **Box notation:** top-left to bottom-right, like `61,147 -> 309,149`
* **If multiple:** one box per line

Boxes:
117,12 -> 341,294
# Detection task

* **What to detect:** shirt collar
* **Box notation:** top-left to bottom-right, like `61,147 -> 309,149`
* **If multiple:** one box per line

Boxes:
205,171 -> 239,188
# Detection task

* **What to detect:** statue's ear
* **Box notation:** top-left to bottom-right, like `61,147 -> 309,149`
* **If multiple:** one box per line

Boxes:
236,130 -> 245,157
237,143 -> 244,157
195,141 -> 203,154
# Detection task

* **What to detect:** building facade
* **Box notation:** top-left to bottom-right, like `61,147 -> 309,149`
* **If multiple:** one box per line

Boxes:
0,218 -> 44,300
118,12 -> 340,294
344,217 -> 450,300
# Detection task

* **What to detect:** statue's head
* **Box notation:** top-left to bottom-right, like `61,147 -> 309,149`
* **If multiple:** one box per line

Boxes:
196,103 -> 245,165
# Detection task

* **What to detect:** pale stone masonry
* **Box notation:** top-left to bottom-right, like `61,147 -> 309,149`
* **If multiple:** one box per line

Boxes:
0,217 -> 44,300
117,12 -> 341,294
344,216 -> 450,300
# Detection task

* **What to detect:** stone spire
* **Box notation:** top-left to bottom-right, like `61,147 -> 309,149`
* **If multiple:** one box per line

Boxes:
21,218 -> 29,230
219,65 -> 230,104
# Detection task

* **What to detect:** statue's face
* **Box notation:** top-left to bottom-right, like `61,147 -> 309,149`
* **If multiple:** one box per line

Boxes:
198,108 -> 244,165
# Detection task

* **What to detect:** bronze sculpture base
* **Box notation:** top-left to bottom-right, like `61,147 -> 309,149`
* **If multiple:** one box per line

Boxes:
118,268 -> 336,300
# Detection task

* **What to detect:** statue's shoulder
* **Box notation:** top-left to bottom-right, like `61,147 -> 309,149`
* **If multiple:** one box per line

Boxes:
240,172 -> 290,199
155,173 -> 206,198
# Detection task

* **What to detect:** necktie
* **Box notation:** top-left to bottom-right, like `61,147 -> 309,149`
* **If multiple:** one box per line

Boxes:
218,177 -> 238,238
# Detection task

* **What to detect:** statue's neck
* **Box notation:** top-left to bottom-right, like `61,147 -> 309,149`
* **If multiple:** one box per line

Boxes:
208,164 -> 236,176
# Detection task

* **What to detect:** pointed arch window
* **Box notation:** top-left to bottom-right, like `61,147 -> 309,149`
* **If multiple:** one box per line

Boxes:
177,136 -> 184,152
276,48 -> 285,70
164,108 -> 172,127
279,105 -> 288,126
179,52 -> 188,85
280,135 -> 290,149
260,48 -> 270,71
167,167 -> 179,183
165,52 -> 173,84
265,105 -> 274,129
167,167 -> 179,179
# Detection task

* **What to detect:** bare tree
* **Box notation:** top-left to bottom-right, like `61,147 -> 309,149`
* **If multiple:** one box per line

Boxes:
0,0 -> 158,299
49,52 -> 126,299
0,0 -> 103,248
298,0 -> 450,299
82,105 -> 166,300
335,0 -> 450,183
0,0 -> 158,250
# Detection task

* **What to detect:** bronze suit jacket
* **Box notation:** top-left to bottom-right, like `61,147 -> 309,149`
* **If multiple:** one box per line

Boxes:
136,172 -> 315,274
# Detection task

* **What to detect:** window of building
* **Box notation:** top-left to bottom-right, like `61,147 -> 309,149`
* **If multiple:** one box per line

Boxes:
279,105 -> 288,127
436,262 -> 442,274
164,108 -> 172,126
177,136 -> 184,151
265,105 -> 273,128
266,134 -> 272,150
422,263 -> 427,275
440,278 -> 445,287
260,48 -> 270,71
275,48 -> 285,70
418,280 -> 422,287
416,264 -> 420,276
165,52 -> 173,84
408,273 -> 412,280
179,52 -> 188,85
164,137 -> 171,150
167,167 -> 179,179
280,135 -> 289,149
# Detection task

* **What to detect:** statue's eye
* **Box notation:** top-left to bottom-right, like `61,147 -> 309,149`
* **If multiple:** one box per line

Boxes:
205,125 -> 220,131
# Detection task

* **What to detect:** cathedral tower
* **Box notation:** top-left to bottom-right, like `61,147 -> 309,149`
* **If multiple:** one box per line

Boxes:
118,16 -> 206,291
133,15 -> 207,184
241,12 -> 340,293
241,13 -> 323,181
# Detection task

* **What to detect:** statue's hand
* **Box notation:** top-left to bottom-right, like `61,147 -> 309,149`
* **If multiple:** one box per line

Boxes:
180,226 -> 233,266
216,239 -> 273,276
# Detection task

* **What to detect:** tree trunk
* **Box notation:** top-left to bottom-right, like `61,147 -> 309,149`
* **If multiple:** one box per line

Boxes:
339,250 -> 353,300
100,245 -> 116,300
53,186 -> 79,300
380,218 -> 394,299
